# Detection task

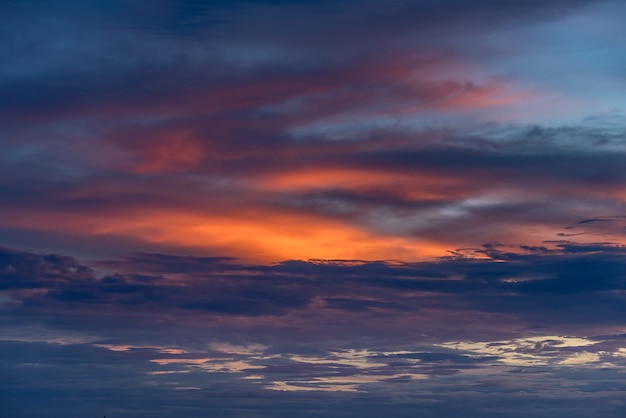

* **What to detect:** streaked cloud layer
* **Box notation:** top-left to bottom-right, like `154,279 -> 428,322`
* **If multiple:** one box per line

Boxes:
1,0 -> 626,416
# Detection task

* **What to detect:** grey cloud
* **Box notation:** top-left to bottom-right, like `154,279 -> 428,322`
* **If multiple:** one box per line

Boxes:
3,235 -> 626,344
4,246 -> 626,417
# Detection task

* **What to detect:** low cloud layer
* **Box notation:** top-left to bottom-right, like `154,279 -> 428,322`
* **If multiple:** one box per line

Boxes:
2,233 -> 626,416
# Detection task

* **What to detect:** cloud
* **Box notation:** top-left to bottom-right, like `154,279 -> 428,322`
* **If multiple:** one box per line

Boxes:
2,117 -> 626,262
6,239 -> 626,413
2,1 -> 626,416
2,0 -> 624,266
2,233 -> 626,347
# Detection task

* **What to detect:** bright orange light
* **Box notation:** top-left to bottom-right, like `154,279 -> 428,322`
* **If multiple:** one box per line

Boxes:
0,205 -> 450,263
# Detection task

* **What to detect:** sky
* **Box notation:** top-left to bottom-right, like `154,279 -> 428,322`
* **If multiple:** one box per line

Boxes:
1,0 -> 626,416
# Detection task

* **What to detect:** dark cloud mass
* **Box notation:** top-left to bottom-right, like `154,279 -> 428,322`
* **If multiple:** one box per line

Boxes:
2,0 -> 626,416
3,238 -> 626,416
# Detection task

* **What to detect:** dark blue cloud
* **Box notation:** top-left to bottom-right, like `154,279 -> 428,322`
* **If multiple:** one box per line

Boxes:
3,237 -> 626,341
3,240 -> 626,416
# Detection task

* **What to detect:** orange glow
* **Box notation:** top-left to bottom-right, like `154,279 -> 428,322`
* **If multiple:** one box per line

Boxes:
0,205 -> 451,263
253,167 -> 463,197
3,180 -> 626,263
123,210 -> 452,263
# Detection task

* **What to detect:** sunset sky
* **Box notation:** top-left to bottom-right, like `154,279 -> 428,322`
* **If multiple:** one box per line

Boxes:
2,0 -> 626,417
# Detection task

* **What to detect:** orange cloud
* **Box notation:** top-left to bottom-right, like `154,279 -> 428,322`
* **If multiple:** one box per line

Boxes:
0,201 -> 451,263
252,166 -> 463,197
